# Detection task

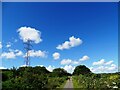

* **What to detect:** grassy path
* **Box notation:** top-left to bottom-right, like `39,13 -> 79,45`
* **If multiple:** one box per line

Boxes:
63,77 -> 74,90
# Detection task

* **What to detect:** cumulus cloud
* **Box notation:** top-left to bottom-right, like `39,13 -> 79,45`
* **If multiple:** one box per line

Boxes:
93,59 -> 114,66
46,65 -> 55,72
61,59 -> 79,65
79,55 -> 90,61
1,49 -> 23,59
93,59 -> 105,66
15,50 -> 23,56
91,59 -> 117,73
1,52 -> 16,59
90,64 -> 117,73
61,59 -> 72,65
18,26 -> 42,44
62,65 -> 75,74
105,60 -> 113,65
0,42 -> 2,49
107,64 -> 117,71
52,52 -> 60,60
27,50 -> 47,58
56,36 -> 82,50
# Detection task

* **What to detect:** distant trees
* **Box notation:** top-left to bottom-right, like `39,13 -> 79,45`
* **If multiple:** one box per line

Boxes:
73,65 -> 91,75
52,68 -> 70,77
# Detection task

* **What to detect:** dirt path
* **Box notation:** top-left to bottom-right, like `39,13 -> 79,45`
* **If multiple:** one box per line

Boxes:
63,77 -> 73,90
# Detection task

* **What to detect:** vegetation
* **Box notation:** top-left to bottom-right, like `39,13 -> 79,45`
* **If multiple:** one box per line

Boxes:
72,65 -> 120,89
2,65 -> 120,89
2,66 -> 69,89
73,73 -> 120,89
73,65 -> 91,75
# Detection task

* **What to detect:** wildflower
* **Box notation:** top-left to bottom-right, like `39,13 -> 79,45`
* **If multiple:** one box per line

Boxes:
112,82 -> 116,84
107,84 -> 110,88
113,86 -> 118,88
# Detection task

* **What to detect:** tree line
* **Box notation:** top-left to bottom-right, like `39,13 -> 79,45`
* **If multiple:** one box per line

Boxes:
1,65 -> 91,89
2,65 -> 119,89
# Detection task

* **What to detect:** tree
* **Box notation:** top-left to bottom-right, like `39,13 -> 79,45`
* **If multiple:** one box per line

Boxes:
33,66 -> 50,75
73,65 -> 91,75
52,68 -> 68,77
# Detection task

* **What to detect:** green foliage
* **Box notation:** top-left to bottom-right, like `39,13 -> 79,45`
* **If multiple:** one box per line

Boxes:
3,65 -> 119,89
73,65 -> 91,75
46,77 -> 67,89
2,66 -> 68,89
52,68 -> 69,77
73,73 -> 120,89
2,70 -> 13,81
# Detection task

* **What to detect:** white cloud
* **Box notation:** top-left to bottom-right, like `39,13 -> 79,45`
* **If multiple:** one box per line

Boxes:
56,36 -> 82,50
1,49 -> 23,59
61,59 -> 72,65
89,67 -> 94,72
27,50 -> 47,58
52,52 -> 60,60
61,59 -> 79,65
6,42 -> 12,48
0,66 -> 7,69
93,59 -> 105,66
91,59 -> 117,73
93,59 -> 114,66
60,55 -> 89,65
16,50 -> 23,56
90,64 -> 117,73
6,44 -> 11,48
0,42 -> 2,49
105,60 -> 113,65
36,65 -> 44,67
1,52 -> 16,59
20,64 -> 29,67
62,65 -> 75,74
107,65 -> 117,71
72,61 -> 79,64
111,64 -> 116,67
79,55 -> 90,61
18,26 -> 42,44
46,65 -> 55,72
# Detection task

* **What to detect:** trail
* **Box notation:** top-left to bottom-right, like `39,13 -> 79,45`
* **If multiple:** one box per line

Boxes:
63,77 -> 73,90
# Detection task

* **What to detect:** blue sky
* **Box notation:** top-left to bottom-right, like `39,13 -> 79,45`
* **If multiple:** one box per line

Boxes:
1,2 -> 118,73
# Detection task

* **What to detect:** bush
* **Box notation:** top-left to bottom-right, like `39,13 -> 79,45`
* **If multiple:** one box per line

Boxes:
73,73 -> 120,89
2,66 -> 68,89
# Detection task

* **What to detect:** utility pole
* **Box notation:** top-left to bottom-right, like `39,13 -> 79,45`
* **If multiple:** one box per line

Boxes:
24,39 -> 32,66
